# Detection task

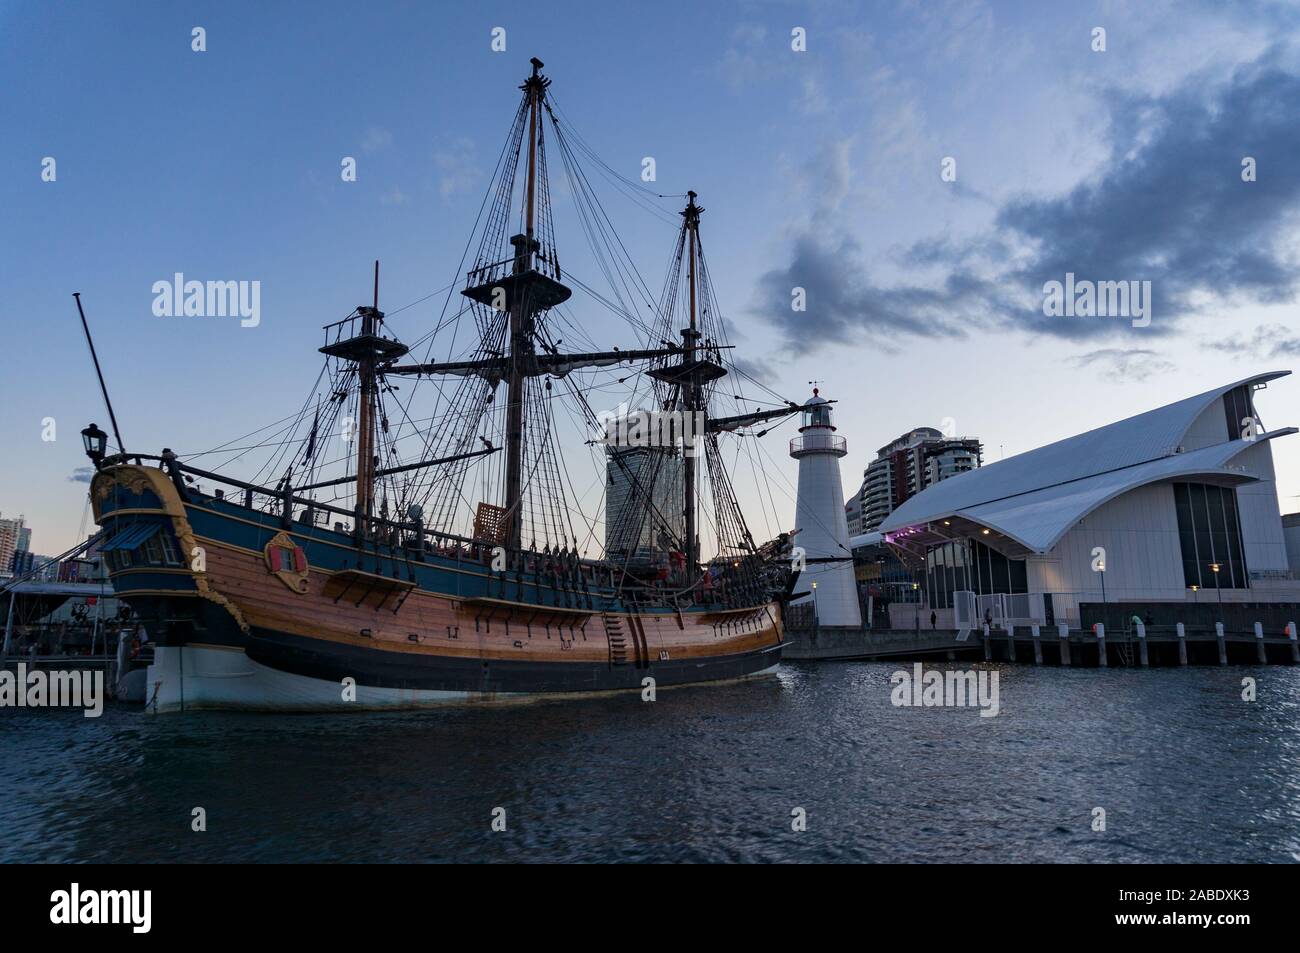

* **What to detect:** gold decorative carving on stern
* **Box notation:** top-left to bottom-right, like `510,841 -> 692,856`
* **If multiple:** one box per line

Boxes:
92,463 -> 251,633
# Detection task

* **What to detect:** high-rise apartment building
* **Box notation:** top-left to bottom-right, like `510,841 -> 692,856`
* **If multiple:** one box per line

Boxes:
0,512 -> 28,579
848,428 -> 982,534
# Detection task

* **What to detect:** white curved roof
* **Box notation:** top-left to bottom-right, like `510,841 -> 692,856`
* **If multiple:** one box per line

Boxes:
879,372 -> 1293,553
848,530 -> 884,549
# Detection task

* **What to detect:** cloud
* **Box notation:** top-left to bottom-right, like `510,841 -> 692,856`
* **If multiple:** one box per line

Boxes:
997,53 -> 1300,337
1204,323 -> 1300,359
731,355 -> 780,385
716,24 -> 771,92
1068,348 -> 1176,381
754,45 -> 1300,354
68,466 -> 94,484
433,138 -> 480,198
379,186 -> 409,206
361,127 -> 393,154
755,232 -> 1002,347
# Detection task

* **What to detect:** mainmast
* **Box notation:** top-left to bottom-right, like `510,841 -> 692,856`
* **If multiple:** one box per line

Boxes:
506,57 -> 545,552
458,57 -> 571,552
682,192 -> 702,574
356,261 -> 380,520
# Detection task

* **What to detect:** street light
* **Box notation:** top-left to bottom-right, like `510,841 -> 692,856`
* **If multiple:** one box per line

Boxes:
1095,552 -> 1107,627
810,580 -> 819,628
81,423 -> 108,469
1210,563 -> 1223,624
1189,584 -> 1199,603
912,581 -> 920,633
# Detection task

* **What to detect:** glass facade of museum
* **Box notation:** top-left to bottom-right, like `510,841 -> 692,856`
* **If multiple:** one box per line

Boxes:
924,538 -> 1028,609
1173,482 -> 1249,589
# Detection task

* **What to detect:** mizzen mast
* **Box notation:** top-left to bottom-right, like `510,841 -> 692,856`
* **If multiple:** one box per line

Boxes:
647,192 -> 728,574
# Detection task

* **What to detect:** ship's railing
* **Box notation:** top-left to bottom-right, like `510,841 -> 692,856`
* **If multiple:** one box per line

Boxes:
465,256 -> 513,289
466,240 -> 563,289
322,312 -> 363,347
790,433 -> 847,456
95,453 -> 777,610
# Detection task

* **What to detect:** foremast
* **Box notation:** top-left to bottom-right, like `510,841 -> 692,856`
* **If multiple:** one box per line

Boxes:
318,261 -> 409,539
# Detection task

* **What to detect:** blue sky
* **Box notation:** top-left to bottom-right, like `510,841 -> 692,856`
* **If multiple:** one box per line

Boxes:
3,0 -> 1300,554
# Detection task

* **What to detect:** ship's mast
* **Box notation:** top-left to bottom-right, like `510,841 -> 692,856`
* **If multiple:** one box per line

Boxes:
500,58 -> 548,552
318,260 -> 409,540
355,261 -> 380,521
303,60 -> 830,570
682,191 -> 701,573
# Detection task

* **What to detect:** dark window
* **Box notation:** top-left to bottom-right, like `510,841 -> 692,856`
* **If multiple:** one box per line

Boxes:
1173,482 -> 1249,589
1224,491 -> 1248,589
1222,385 -> 1254,441
159,533 -> 181,566
1009,558 -> 1028,593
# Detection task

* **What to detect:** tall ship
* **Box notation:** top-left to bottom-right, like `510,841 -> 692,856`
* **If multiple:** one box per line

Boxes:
84,59 -> 817,711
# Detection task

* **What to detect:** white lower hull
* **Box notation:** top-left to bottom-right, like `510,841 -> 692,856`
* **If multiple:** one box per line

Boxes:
144,645 -> 780,713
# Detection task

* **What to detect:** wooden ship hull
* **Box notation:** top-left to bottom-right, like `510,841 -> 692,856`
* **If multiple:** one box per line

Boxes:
92,464 -> 784,712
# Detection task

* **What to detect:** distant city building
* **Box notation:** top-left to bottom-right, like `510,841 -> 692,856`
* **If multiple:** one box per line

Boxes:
29,554 -> 62,581
9,550 -> 35,577
880,372 -> 1299,629
8,550 -> 60,580
605,445 -> 684,560
845,493 -> 864,537
848,428 -> 982,533
0,512 -> 27,579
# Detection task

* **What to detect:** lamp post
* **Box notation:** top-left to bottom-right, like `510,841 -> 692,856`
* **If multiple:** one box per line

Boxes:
1094,552 -> 1107,629
1189,584 -> 1199,603
810,580 -> 819,629
81,423 -> 108,469
1210,563 -> 1223,624
875,555 -> 886,630
912,581 -> 920,633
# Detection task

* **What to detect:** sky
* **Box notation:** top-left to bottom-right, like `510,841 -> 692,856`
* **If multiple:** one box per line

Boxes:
3,0 -> 1300,556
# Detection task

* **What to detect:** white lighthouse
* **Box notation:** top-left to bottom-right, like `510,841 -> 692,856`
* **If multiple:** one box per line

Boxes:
790,387 -> 862,627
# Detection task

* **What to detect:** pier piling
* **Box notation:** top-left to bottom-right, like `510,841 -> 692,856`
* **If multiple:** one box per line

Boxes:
1096,623 -> 1107,668
1254,622 -> 1267,664
1176,622 -> 1188,665
1216,623 -> 1227,665
1290,622 -> 1299,664
1031,624 -> 1042,665
1136,622 -> 1148,667
1058,623 -> 1070,666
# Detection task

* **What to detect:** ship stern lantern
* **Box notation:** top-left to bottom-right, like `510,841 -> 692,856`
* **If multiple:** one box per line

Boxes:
81,423 -> 107,468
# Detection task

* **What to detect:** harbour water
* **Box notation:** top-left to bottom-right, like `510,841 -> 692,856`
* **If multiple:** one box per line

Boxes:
2,662 -> 1299,863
